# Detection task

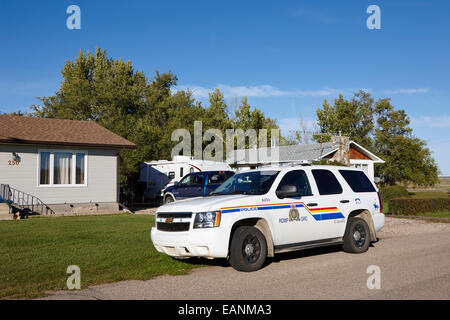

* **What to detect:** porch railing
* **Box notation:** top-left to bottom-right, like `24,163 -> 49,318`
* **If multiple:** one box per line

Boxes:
0,184 -> 54,216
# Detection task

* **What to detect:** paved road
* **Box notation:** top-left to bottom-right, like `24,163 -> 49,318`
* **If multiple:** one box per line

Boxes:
43,217 -> 450,300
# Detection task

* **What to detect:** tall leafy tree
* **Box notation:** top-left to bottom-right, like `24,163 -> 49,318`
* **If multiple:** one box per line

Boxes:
31,49 -> 282,197
373,98 -> 438,186
32,49 -> 200,195
315,90 -> 374,147
315,91 -> 439,186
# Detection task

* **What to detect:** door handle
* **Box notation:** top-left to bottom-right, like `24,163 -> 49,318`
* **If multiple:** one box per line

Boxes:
307,203 -> 318,207
340,200 -> 350,203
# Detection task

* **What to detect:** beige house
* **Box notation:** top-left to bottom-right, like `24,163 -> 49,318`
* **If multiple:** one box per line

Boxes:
226,136 -> 384,182
0,115 -> 135,216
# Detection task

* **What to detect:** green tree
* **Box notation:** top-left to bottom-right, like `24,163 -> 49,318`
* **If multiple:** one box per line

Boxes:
373,98 -> 438,186
31,49 -> 201,196
315,90 -> 374,147
315,91 -> 439,186
233,97 -> 279,147
30,49 -> 283,198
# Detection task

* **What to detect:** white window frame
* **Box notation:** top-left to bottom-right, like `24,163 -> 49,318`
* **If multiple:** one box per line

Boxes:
37,149 -> 88,187
350,159 -> 374,182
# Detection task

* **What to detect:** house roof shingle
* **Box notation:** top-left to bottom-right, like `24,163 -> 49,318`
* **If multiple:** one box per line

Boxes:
0,115 -> 136,149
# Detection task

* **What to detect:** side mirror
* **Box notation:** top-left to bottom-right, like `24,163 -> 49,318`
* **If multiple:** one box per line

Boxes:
276,185 -> 298,199
174,181 -> 179,187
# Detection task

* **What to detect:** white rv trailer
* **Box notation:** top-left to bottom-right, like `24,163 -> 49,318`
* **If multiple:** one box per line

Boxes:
140,156 -> 232,201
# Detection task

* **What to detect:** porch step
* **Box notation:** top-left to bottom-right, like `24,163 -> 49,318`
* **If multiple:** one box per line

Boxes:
0,203 -> 10,215
0,203 -> 12,220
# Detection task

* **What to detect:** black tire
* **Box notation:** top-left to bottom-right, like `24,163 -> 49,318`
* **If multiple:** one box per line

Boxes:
164,195 -> 175,204
229,226 -> 267,272
343,217 -> 371,253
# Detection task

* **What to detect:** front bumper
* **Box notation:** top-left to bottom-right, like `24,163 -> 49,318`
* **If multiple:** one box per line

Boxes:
151,227 -> 229,259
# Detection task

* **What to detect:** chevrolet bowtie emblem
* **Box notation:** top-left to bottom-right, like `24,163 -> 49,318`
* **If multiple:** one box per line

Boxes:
165,218 -> 174,223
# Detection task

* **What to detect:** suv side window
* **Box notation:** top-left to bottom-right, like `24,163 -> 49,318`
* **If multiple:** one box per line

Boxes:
208,172 -> 226,184
192,173 -> 204,185
311,169 -> 343,195
339,170 -> 376,192
276,170 -> 313,198
179,174 -> 192,186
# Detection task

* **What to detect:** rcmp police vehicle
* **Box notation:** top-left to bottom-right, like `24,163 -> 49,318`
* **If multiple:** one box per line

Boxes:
151,165 -> 385,272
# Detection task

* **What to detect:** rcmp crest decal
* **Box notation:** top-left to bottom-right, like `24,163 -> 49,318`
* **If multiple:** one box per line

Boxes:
289,204 -> 300,221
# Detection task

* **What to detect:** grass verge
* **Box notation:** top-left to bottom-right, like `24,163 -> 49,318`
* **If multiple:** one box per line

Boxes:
409,191 -> 449,199
0,214 -> 204,299
386,211 -> 450,223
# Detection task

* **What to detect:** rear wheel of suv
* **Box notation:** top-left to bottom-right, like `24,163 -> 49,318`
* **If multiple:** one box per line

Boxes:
343,217 -> 371,253
229,226 -> 267,272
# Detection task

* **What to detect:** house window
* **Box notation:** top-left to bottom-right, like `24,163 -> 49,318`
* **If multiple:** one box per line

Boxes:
54,152 -> 72,184
39,150 -> 87,186
351,163 -> 369,175
40,152 -> 50,185
76,153 -> 85,184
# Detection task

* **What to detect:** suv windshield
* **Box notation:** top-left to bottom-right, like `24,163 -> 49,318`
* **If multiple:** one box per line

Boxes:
210,170 -> 279,196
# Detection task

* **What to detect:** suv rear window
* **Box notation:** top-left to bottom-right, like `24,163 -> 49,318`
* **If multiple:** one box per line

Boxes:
339,170 -> 376,193
311,169 -> 343,195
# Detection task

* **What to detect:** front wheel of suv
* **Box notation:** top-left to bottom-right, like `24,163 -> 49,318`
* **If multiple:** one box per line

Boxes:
229,226 -> 267,272
164,195 -> 175,204
343,217 -> 371,253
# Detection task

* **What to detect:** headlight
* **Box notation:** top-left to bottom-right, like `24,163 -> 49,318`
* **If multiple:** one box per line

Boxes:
194,211 -> 221,228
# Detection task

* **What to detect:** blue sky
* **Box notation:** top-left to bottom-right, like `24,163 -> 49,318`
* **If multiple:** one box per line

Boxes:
1,0 -> 449,175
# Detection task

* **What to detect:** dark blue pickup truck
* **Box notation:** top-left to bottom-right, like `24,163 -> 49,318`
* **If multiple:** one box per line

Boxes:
162,170 -> 234,204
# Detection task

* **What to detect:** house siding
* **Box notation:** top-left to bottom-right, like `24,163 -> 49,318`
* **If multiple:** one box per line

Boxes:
0,143 -> 119,206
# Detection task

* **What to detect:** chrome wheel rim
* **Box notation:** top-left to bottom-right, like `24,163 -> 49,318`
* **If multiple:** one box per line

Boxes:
353,223 -> 367,248
242,234 -> 261,264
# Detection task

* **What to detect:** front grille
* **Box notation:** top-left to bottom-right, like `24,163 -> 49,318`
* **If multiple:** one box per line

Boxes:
156,212 -> 192,232
157,222 -> 190,232
157,212 -> 192,219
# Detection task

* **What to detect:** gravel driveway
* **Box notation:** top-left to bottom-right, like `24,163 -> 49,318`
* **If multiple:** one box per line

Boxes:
42,217 -> 450,300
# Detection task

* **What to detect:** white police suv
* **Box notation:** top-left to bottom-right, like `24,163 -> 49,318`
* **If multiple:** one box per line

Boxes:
151,165 -> 385,272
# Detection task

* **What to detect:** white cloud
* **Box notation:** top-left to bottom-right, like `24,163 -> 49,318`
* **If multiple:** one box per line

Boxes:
174,84 -> 344,99
411,115 -> 450,128
277,117 -> 318,137
384,88 -> 429,94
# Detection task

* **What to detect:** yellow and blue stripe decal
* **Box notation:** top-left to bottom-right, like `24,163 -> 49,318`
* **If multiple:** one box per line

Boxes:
221,202 -> 345,221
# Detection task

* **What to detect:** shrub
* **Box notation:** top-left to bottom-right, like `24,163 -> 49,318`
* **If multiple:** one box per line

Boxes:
390,198 -> 450,215
379,185 -> 410,203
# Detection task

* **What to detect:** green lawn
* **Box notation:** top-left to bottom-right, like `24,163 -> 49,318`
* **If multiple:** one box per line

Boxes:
409,191 -> 449,199
0,214 -> 204,299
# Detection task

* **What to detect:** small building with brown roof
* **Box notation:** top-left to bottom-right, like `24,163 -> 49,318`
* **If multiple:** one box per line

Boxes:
0,115 -> 136,215
227,136 -> 384,182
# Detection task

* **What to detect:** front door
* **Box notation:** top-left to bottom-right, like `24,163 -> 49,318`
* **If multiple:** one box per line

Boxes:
272,169 -> 323,246
183,172 -> 206,198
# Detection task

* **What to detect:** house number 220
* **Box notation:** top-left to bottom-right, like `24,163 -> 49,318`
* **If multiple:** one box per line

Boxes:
8,160 -> 19,166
